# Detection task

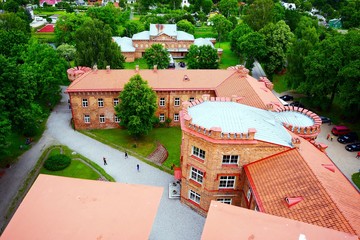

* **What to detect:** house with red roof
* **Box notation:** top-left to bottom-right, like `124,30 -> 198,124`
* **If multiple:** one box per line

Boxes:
39,0 -> 61,6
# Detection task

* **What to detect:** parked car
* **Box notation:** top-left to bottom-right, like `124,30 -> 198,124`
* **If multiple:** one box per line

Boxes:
289,101 -> 305,108
320,116 -> 331,124
337,132 -> 358,144
331,125 -> 351,136
168,63 -> 175,69
280,95 -> 294,101
345,143 -> 360,152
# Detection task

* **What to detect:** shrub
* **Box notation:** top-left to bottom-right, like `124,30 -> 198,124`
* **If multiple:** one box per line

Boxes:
44,154 -> 71,171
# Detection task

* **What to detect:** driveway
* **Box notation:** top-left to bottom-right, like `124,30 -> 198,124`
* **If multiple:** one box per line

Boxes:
0,87 -> 205,239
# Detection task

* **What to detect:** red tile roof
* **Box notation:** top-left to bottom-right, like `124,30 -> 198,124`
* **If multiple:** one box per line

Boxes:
66,68 -> 281,109
37,24 -> 54,33
202,201 -> 358,240
245,138 -> 360,236
1,175 -> 163,240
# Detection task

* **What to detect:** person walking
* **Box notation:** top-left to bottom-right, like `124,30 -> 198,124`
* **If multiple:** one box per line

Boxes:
125,151 -> 128,159
326,133 -> 330,140
136,164 -> 140,172
330,136 -> 333,141
103,157 -> 107,165
356,152 -> 360,159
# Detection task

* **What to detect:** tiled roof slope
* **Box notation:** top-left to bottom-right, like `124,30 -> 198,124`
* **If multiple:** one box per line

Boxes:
245,147 -> 359,236
66,69 -> 281,109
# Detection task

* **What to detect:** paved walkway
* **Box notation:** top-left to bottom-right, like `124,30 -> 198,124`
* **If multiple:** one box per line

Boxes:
0,87 -> 205,239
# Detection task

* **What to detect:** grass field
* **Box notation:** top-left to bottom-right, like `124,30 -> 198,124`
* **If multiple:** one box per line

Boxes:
124,58 -> 148,69
33,10 -> 67,16
194,26 -> 217,38
39,146 -> 115,181
351,172 -> 360,189
84,127 -> 182,169
272,74 -> 289,93
215,42 -> 240,69
32,32 -> 56,43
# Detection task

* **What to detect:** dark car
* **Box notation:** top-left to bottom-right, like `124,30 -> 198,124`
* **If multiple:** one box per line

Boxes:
179,62 -> 186,68
289,101 -> 305,108
345,143 -> 360,152
337,132 -> 358,144
320,116 -> 331,124
280,95 -> 294,101
168,63 -> 175,69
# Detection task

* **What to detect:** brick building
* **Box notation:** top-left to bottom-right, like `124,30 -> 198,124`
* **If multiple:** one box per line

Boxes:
112,24 -> 222,62
179,96 -> 360,237
66,65 -> 282,130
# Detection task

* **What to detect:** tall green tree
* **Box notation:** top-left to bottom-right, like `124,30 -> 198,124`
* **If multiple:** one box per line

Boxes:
218,0 -> 238,18
238,32 -> 267,70
259,20 -> 294,75
115,74 -> 157,137
75,19 -> 125,69
243,0 -> 274,31
123,21 -> 145,37
229,23 -> 253,55
55,13 -> 91,45
143,44 -> 170,69
177,19 -> 195,34
210,14 -> 233,43
187,45 -> 219,69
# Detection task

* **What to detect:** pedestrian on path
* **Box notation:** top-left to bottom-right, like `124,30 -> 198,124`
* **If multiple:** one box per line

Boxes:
327,133 -> 330,140
356,152 -> 360,159
103,157 -> 107,165
125,151 -> 128,159
330,136 -> 333,141
136,164 -> 140,172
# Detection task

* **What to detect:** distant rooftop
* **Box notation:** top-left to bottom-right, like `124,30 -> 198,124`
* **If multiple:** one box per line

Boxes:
112,36 -> 136,52
150,24 -> 177,37
193,38 -> 214,48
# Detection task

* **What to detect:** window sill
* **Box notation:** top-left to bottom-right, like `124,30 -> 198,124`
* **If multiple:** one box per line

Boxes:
221,164 -> 239,168
190,155 -> 205,163
189,179 -> 202,187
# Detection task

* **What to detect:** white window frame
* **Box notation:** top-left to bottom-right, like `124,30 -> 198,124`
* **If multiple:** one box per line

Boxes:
159,114 -> 165,122
247,187 -> 252,201
192,146 -> 205,160
113,98 -> 119,106
255,204 -> 260,212
98,98 -> 104,107
219,176 -> 235,189
99,114 -> 105,123
189,190 -> 200,204
189,97 -> 195,102
174,113 -> 179,122
217,198 -> 232,204
190,167 -> 204,184
174,97 -> 180,106
222,155 -> 239,164
82,99 -> 88,107
84,114 -> 90,123
159,97 -> 165,107
114,115 -> 120,123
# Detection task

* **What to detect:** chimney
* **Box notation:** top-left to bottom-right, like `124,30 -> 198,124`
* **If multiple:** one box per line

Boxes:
248,128 -> 257,139
135,65 -> 139,73
153,65 -> 158,72
106,65 -> 110,73
284,196 -> 303,207
291,137 -> 301,148
93,64 -> 98,71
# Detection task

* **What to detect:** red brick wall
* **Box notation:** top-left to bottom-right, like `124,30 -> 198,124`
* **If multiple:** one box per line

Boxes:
180,130 -> 288,215
70,90 -> 215,130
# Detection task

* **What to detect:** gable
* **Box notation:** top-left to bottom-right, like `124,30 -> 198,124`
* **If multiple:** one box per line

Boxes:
151,33 -> 176,41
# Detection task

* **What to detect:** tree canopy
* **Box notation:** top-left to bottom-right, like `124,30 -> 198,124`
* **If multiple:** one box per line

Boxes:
177,19 -> 195,34
143,44 -> 170,69
187,45 -> 219,69
243,0 -> 274,31
115,74 -> 157,137
210,14 -> 233,43
74,18 -> 125,69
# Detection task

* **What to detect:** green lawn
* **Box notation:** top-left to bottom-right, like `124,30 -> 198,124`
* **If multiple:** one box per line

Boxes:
39,146 -> 114,181
32,32 -> 56,43
194,26 -> 217,38
124,58 -> 148,69
40,159 -> 101,180
83,127 -> 182,169
33,10 -> 67,16
272,74 -> 288,93
215,42 -> 240,69
351,172 -> 360,189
